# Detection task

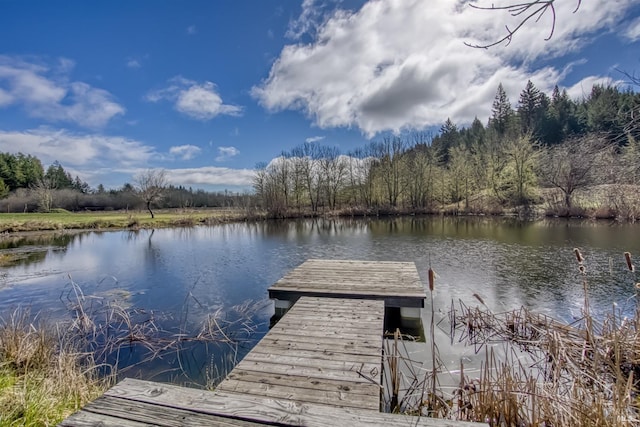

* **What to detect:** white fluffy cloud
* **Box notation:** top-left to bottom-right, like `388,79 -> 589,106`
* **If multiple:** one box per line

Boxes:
216,146 -> 240,162
0,56 -> 125,128
167,166 -> 254,187
0,127 -> 155,168
147,77 -> 242,120
169,144 -> 201,160
253,0 -> 634,136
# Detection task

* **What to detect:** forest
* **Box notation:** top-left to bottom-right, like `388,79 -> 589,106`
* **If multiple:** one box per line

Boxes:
254,82 -> 640,220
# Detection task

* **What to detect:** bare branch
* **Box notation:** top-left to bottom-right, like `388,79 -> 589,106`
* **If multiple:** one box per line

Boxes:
465,0 -> 580,49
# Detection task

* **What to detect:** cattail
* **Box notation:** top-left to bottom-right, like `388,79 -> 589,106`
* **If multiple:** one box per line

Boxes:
428,267 -> 435,291
625,252 -> 635,272
574,248 -> 584,263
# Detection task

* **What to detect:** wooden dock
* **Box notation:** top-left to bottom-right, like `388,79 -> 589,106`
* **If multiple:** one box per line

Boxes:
216,297 -> 384,411
268,259 -> 426,308
60,260 -> 482,427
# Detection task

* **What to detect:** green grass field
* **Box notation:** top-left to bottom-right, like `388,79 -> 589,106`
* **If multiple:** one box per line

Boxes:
0,208 -> 256,233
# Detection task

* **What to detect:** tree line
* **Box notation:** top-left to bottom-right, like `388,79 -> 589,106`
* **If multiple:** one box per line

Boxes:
254,82 -> 640,220
0,155 -> 251,214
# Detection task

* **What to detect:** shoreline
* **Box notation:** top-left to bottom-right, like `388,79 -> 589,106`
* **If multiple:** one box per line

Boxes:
0,206 -> 629,238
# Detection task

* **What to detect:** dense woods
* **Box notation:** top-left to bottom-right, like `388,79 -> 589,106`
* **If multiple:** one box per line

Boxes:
254,82 -> 640,220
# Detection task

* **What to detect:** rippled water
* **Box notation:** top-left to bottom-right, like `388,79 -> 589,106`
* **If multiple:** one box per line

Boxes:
1,217 -> 638,384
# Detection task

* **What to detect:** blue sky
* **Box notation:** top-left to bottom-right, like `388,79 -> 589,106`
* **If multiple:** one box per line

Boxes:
0,0 -> 639,191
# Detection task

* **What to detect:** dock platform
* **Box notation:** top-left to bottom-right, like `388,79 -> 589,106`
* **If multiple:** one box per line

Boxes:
60,260 -> 481,427
268,259 -> 426,308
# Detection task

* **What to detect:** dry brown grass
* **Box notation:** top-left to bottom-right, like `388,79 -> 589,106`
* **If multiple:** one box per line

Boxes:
384,250 -> 640,426
0,310 -> 112,426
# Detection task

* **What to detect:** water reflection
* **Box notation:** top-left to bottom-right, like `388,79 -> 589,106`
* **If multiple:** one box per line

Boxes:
1,217 -> 639,384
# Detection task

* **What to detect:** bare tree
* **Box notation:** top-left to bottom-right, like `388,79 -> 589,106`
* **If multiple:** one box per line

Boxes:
31,176 -> 55,212
135,169 -> 168,218
318,146 -> 347,210
538,135 -> 611,209
373,137 -> 407,207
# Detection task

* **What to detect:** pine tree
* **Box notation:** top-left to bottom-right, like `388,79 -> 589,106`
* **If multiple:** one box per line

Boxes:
45,161 -> 74,189
549,85 -> 580,142
518,80 -> 543,135
489,83 -> 514,135
434,118 -> 459,162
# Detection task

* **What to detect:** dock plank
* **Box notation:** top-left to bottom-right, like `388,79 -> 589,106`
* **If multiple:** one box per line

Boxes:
61,394 -> 263,427
97,378 -> 483,427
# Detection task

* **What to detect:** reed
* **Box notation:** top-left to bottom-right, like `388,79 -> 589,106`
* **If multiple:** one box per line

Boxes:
383,250 -> 640,426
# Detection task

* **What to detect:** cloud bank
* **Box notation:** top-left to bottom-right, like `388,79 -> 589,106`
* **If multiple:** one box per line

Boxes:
167,166 -> 254,187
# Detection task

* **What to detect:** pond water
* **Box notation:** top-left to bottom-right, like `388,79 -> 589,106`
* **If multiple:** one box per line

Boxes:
1,216 -> 638,386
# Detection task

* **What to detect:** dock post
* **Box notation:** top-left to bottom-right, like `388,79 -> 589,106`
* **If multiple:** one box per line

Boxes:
273,298 -> 292,317
400,307 -> 422,329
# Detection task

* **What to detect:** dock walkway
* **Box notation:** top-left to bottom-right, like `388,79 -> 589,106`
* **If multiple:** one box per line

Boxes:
61,260 -> 482,426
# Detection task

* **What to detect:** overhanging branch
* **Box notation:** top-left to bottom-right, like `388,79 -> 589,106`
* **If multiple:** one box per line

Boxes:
465,0 -> 582,49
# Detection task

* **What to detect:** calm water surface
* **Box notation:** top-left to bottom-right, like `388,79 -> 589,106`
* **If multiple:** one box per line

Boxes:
1,217 -> 638,384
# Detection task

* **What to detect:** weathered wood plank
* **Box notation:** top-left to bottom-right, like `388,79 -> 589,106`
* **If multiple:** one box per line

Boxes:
62,395 -> 263,427
273,315 -> 383,327
216,379 -> 379,410
239,352 -> 380,374
289,296 -> 387,307
59,409 -> 152,427
247,345 -> 381,364
256,334 -> 381,354
104,378 -> 485,427
223,369 -> 380,397
231,359 -> 380,384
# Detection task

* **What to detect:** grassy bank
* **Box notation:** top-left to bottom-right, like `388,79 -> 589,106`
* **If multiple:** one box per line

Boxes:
0,208 -> 263,233
0,311 -> 112,426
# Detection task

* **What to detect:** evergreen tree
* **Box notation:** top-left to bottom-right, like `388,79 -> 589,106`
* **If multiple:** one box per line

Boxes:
585,85 -> 623,138
518,80 -> 543,135
547,86 -> 581,144
18,154 -> 44,188
489,83 -> 514,135
44,161 -> 74,189
73,176 -> 90,193
434,118 -> 460,162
